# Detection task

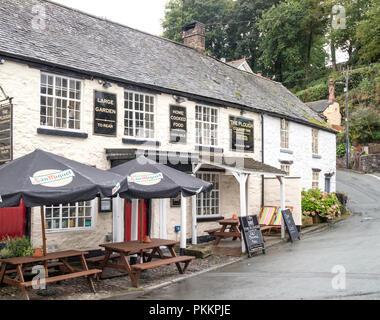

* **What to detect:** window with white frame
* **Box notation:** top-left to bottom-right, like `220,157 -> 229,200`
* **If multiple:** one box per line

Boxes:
195,105 -> 218,146
196,172 -> 220,217
312,128 -> 319,154
124,91 -> 155,139
281,164 -> 291,176
280,119 -> 289,149
45,201 -> 94,231
40,73 -> 82,130
312,170 -> 320,189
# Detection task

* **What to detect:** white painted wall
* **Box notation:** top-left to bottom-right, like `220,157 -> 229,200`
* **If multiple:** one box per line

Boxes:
263,115 -> 337,193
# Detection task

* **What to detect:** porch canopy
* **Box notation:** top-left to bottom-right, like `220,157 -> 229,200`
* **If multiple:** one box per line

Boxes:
193,154 -> 287,251
109,156 -> 212,254
0,149 -> 125,255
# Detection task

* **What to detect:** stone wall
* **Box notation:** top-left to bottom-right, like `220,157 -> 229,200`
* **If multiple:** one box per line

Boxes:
359,154 -> 380,173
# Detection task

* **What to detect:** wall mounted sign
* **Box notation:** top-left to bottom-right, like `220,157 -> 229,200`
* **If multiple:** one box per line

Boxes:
229,116 -> 254,152
94,91 -> 117,136
0,102 -> 12,164
99,197 -> 113,212
239,215 -> 265,257
170,105 -> 187,143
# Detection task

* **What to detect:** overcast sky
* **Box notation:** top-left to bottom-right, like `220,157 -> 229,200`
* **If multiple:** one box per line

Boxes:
52,0 -> 168,36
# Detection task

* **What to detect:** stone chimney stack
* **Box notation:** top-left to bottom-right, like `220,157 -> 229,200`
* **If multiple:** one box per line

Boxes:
182,22 -> 206,53
328,77 -> 335,101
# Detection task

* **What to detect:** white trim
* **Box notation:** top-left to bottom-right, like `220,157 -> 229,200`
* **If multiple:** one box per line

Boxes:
40,72 -> 83,131
124,89 -> 156,139
45,199 -> 95,233
195,172 -> 220,218
195,104 -> 219,147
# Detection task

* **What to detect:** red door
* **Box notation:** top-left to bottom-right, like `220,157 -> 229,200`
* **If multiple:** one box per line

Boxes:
0,199 -> 26,240
125,199 -> 149,241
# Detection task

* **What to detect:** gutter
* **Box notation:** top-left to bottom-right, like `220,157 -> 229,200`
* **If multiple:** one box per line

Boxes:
0,51 -> 337,134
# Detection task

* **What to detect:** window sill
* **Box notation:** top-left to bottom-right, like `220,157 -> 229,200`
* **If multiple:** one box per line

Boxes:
195,145 -> 224,153
197,216 -> 224,222
46,227 -> 94,234
37,128 -> 88,139
280,149 -> 293,154
312,154 -> 322,159
122,138 -> 161,147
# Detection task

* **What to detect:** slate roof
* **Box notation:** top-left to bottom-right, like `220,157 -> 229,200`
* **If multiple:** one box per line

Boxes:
0,0 -> 333,132
306,100 -> 334,113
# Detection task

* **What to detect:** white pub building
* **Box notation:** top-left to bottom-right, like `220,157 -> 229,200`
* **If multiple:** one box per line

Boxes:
0,0 -> 337,252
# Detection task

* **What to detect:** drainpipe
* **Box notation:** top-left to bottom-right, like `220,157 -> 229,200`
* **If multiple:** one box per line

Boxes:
261,113 -> 265,208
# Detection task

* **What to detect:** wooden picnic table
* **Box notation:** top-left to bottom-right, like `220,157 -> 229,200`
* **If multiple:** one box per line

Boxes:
0,250 -> 101,300
213,219 -> 242,245
99,239 -> 195,287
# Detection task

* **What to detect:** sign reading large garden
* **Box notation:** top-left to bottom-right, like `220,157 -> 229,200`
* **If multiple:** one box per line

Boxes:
229,116 -> 254,152
0,102 -> 12,163
94,91 -> 117,136
170,105 -> 187,143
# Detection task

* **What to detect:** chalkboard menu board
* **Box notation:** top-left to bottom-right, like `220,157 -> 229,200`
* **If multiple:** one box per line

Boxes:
94,91 -> 117,136
0,102 -> 12,164
282,209 -> 300,242
170,105 -> 187,143
239,215 -> 265,257
229,116 -> 254,152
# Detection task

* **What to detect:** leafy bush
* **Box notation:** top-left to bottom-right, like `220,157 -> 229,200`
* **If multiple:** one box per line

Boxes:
296,83 -> 329,102
0,237 -> 34,259
301,189 -> 343,220
336,143 -> 347,158
349,107 -> 380,144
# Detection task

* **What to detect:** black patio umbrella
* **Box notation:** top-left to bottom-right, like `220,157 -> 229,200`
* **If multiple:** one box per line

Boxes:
0,149 -> 125,255
109,156 -> 212,242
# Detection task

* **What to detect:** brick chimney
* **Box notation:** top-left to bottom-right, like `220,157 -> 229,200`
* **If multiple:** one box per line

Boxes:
328,77 -> 335,101
182,22 -> 205,53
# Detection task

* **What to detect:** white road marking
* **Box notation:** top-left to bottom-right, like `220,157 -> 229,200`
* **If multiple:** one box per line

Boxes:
367,174 -> 380,182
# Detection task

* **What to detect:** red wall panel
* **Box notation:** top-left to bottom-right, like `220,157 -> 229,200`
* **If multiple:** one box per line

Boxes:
0,200 -> 26,240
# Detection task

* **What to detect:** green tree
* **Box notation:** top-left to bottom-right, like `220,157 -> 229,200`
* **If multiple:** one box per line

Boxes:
258,0 -> 328,85
356,0 -> 380,63
162,0 -> 235,59
329,0 -> 373,65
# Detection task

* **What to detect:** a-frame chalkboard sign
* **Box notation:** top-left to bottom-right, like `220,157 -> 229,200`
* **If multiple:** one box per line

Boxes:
281,209 -> 300,242
239,215 -> 265,257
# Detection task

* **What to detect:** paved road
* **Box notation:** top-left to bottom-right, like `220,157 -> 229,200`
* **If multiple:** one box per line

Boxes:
128,170 -> 380,300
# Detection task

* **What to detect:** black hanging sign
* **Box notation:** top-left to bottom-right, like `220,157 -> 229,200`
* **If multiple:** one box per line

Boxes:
0,102 -> 12,164
170,105 -> 187,143
229,116 -> 254,152
282,209 -> 300,242
94,91 -> 117,136
239,215 -> 265,257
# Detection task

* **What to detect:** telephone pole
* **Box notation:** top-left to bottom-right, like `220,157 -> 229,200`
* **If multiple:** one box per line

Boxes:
344,67 -> 350,169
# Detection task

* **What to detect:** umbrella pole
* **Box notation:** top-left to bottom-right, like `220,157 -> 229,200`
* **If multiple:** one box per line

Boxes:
140,199 -> 144,243
40,206 -> 47,256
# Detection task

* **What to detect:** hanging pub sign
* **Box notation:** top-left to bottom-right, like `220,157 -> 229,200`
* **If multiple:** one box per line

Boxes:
169,105 -> 187,143
0,102 -> 12,164
229,116 -> 254,152
94,91 -> 117,136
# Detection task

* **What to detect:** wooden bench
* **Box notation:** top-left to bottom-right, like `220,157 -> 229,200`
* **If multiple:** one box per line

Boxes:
5,262 -> 65,275
87,253 -> 120,264
205,228 -> 220,236
130,256 -> 195,287
20,269 -> 102,287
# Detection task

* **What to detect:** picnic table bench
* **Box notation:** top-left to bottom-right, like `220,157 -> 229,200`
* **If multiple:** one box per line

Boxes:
99,239 -> 195,287
0,250 -> 101,300
213,219 -> 242,245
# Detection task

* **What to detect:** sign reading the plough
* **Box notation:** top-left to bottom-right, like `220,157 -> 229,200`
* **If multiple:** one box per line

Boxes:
94,91 -> 117,136
30,169 -> 75,187
229,116 -> 254,152
170,105 -> 187,143
0,103 -> 12,164
127,172 -> 163,186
